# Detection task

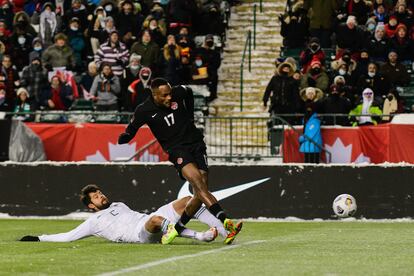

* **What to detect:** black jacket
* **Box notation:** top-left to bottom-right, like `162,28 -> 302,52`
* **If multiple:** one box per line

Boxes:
263,74 -> 299,113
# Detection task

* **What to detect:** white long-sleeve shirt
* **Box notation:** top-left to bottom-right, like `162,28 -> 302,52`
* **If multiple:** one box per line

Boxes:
39,202 -> 148,243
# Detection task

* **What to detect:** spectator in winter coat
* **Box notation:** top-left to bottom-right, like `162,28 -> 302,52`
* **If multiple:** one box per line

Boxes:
39,75 -> 74,110
162,35 -> 182,86
263,61 -> 299,121
124,67 -> 151,111
38,2 -> 58,48
372,3 -> 388,23
356,62 -> 390,100
379,50 -> 410,87
13,87 -> 34,121
365,24 -> 390,62
12,11 -> 37,37
120,53 -> 141,109
148,18 -> 167,48
300,57 -> 330,93
384,15 -> 399,38
1,55 -> 20,111
335,15 -> 364,54
8,28 -> 34,71
88,6 -> 107,54
130,29 -> 160,75
90,63 -> 121,110
299,86 -> 324,116
303,0 -> 338,48
20,54 -> 49,108
79,61 -> 98,97
320,84 -> 352,126
115,0 -> 143,47
94,30 -> 129,77
66,17 -> 86,72
299,37 -> 325,74
42,33 -> 76,71
299,89 -> 323,164
193,34 -> 221,101
280,0 -> 309,48
350,50 -> 370,85
349,88 -> 382,126
390,24 -> 412,63
29,38 -> 44,64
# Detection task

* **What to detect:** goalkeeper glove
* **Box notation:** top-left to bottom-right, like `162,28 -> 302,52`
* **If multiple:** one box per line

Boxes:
20,235 -> 40,242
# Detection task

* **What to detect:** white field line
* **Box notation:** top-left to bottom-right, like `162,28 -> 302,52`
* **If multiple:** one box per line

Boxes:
97,240 -> 266,276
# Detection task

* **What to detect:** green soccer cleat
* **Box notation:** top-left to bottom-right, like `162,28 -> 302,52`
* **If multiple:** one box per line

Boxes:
223,219 -> 243,245
161,224 -> 179,245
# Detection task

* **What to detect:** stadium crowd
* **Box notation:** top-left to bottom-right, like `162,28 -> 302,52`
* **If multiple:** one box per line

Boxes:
268,0 -> 414,127
0,0 -> 227,117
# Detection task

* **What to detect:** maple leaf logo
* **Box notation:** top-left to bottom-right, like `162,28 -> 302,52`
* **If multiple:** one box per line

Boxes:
324,138 -> 371,164
86,142 -> 137,162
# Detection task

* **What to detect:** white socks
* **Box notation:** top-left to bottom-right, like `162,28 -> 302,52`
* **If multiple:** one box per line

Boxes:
194,207 -> 227,238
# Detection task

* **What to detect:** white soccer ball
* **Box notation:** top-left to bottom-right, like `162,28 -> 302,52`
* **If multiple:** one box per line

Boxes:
332,194 -> 357,218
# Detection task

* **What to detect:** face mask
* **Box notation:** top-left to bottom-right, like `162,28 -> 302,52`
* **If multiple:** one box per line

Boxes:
195,60 -> 202,67
310,44 -> 319,51
32,63 -> 40,69
387,95 -> 394,101
206,41 -> 214,48
360,57 -> 369,61
368,24 -> 376,31
105,5 -> 113,12
34,46 -> 42,51
70,26 -> 78,31
368,72 -> 375,77
339,69 -> 346,75
311,67 -> 320,75
131,65 -> 140,69
149,25 -> 157,30
342,56 -> 351,62
18,36 -> 26,45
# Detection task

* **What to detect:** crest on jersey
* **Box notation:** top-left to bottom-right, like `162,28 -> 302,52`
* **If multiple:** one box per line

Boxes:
177,157 -> 183,164
171,102 -> 178,110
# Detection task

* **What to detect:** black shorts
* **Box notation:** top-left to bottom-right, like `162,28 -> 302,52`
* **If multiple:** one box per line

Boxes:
168,142 -> 208,180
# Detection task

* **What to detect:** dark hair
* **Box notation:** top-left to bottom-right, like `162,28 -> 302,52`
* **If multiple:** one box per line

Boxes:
80,184 -> 100,207
100,62 -> 112,72
150,77 -> 170,90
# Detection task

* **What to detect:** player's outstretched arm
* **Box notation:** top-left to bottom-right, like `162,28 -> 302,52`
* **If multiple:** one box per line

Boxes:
20,235 -> 40,242
183,86 -> 195,121
20,220 -> 93,242
118,111 -> 146,144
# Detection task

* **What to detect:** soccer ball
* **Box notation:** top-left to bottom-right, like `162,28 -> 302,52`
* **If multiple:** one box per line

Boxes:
332,194 -> 357,218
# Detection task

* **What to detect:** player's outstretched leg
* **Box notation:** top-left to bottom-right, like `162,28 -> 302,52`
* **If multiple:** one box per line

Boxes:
164,163 -> 242,245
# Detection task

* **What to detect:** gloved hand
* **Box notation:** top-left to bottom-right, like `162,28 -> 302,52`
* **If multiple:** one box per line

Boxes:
20,235 -> 40,242
118,132 -> 133,144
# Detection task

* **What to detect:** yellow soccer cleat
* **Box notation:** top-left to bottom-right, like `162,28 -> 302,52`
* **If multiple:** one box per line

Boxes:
161,224 -> 179,245
223,219 -> 243,245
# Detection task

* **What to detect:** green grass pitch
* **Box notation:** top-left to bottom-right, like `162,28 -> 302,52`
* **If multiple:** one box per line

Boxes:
1,219 -> 414,275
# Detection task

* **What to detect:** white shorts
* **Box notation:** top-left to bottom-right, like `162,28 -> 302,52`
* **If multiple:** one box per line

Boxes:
137,202 -> 181,244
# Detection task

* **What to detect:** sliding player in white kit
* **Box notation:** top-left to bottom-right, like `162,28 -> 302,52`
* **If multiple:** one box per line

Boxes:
20,184 -> 227,243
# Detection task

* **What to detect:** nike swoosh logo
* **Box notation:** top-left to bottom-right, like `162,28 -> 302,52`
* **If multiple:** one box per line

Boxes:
152,113 -> 157,118
177,178 -> 270,201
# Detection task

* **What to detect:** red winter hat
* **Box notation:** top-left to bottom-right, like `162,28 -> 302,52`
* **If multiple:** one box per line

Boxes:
310,56 -> 322,68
